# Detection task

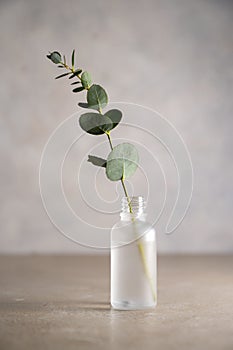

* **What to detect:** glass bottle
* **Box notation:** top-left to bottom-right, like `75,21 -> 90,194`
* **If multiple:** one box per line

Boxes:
111,196 -> 157,310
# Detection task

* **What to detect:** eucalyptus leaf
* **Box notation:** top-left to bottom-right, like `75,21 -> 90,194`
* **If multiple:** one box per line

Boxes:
47,51 -> 61,64
87,84 -> 108,111
55,72 -> 70,79
104,109 -> 122,130
79,112 -> 113,135
71,49 -> 75,68
73,86 -> 85,93
78,102 -> 89,109
69,69 -> 82,79
88,155 -> 106,168
81,71 -> 92,89
106,143 -> 139,181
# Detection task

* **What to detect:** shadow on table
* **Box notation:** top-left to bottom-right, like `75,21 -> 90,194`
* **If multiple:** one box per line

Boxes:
0,300 -> 111,312
76,301 -> 111,311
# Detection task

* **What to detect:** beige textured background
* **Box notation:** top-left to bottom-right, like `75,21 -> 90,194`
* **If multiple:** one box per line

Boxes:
0,0 -> 232,253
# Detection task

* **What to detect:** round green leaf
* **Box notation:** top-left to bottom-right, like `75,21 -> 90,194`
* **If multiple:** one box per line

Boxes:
106,143 -> 139,181
104,109 -> 122,130
81,71 -> 92,89
87,84 -> 108,111
47,51 -> 61,64
79,112 -> 113,135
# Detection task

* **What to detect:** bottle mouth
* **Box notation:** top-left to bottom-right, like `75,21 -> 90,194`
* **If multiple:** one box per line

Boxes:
121,196 -> 146,214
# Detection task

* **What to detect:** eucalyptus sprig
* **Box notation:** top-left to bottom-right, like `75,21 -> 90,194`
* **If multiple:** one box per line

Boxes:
47,50 -> 139,208
47,49 -> 156,301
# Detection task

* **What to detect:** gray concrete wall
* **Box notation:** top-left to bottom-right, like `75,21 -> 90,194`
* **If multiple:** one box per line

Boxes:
0,0 -> 232,253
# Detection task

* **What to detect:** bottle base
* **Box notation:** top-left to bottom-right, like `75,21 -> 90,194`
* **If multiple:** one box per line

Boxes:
111,300 -> 157,311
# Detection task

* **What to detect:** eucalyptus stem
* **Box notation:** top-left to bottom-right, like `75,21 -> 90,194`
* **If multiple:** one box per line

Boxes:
61,62 -> 82,84
105,133 -> 132,209
121,178 -> 133,213
106,132 -> 113,150
105,132 -> 156,302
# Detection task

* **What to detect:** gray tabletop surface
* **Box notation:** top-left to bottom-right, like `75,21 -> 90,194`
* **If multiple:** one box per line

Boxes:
0,255 -> 232,350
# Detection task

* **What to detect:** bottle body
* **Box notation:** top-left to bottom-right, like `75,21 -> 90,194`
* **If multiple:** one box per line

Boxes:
111,197 -> 157,310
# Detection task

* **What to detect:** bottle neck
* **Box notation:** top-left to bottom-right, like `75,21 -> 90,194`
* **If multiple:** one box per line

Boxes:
120,196 -> 147,221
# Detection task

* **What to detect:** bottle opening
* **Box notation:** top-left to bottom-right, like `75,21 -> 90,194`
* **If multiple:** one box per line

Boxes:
121,196 -> 146,217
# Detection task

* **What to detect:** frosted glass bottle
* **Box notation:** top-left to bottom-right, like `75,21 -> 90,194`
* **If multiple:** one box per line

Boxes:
111,196 -> 157,310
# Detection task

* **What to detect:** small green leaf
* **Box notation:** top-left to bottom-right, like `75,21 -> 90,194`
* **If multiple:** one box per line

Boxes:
69,69 -> 82,79
81,71 -> 92,89
55,72 -> 70,79
74,68 -> 82,74
87,84 -> 108,111
63,55 -> 66,65
88,155 -> 106,168
79,112 -> 113,135
104,109 -> 122,130
73,86 -> 85,93
78,102 -> 89,109
47,51 -> 62,64
71,49 -> 75,69
106,143 -> 139,181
